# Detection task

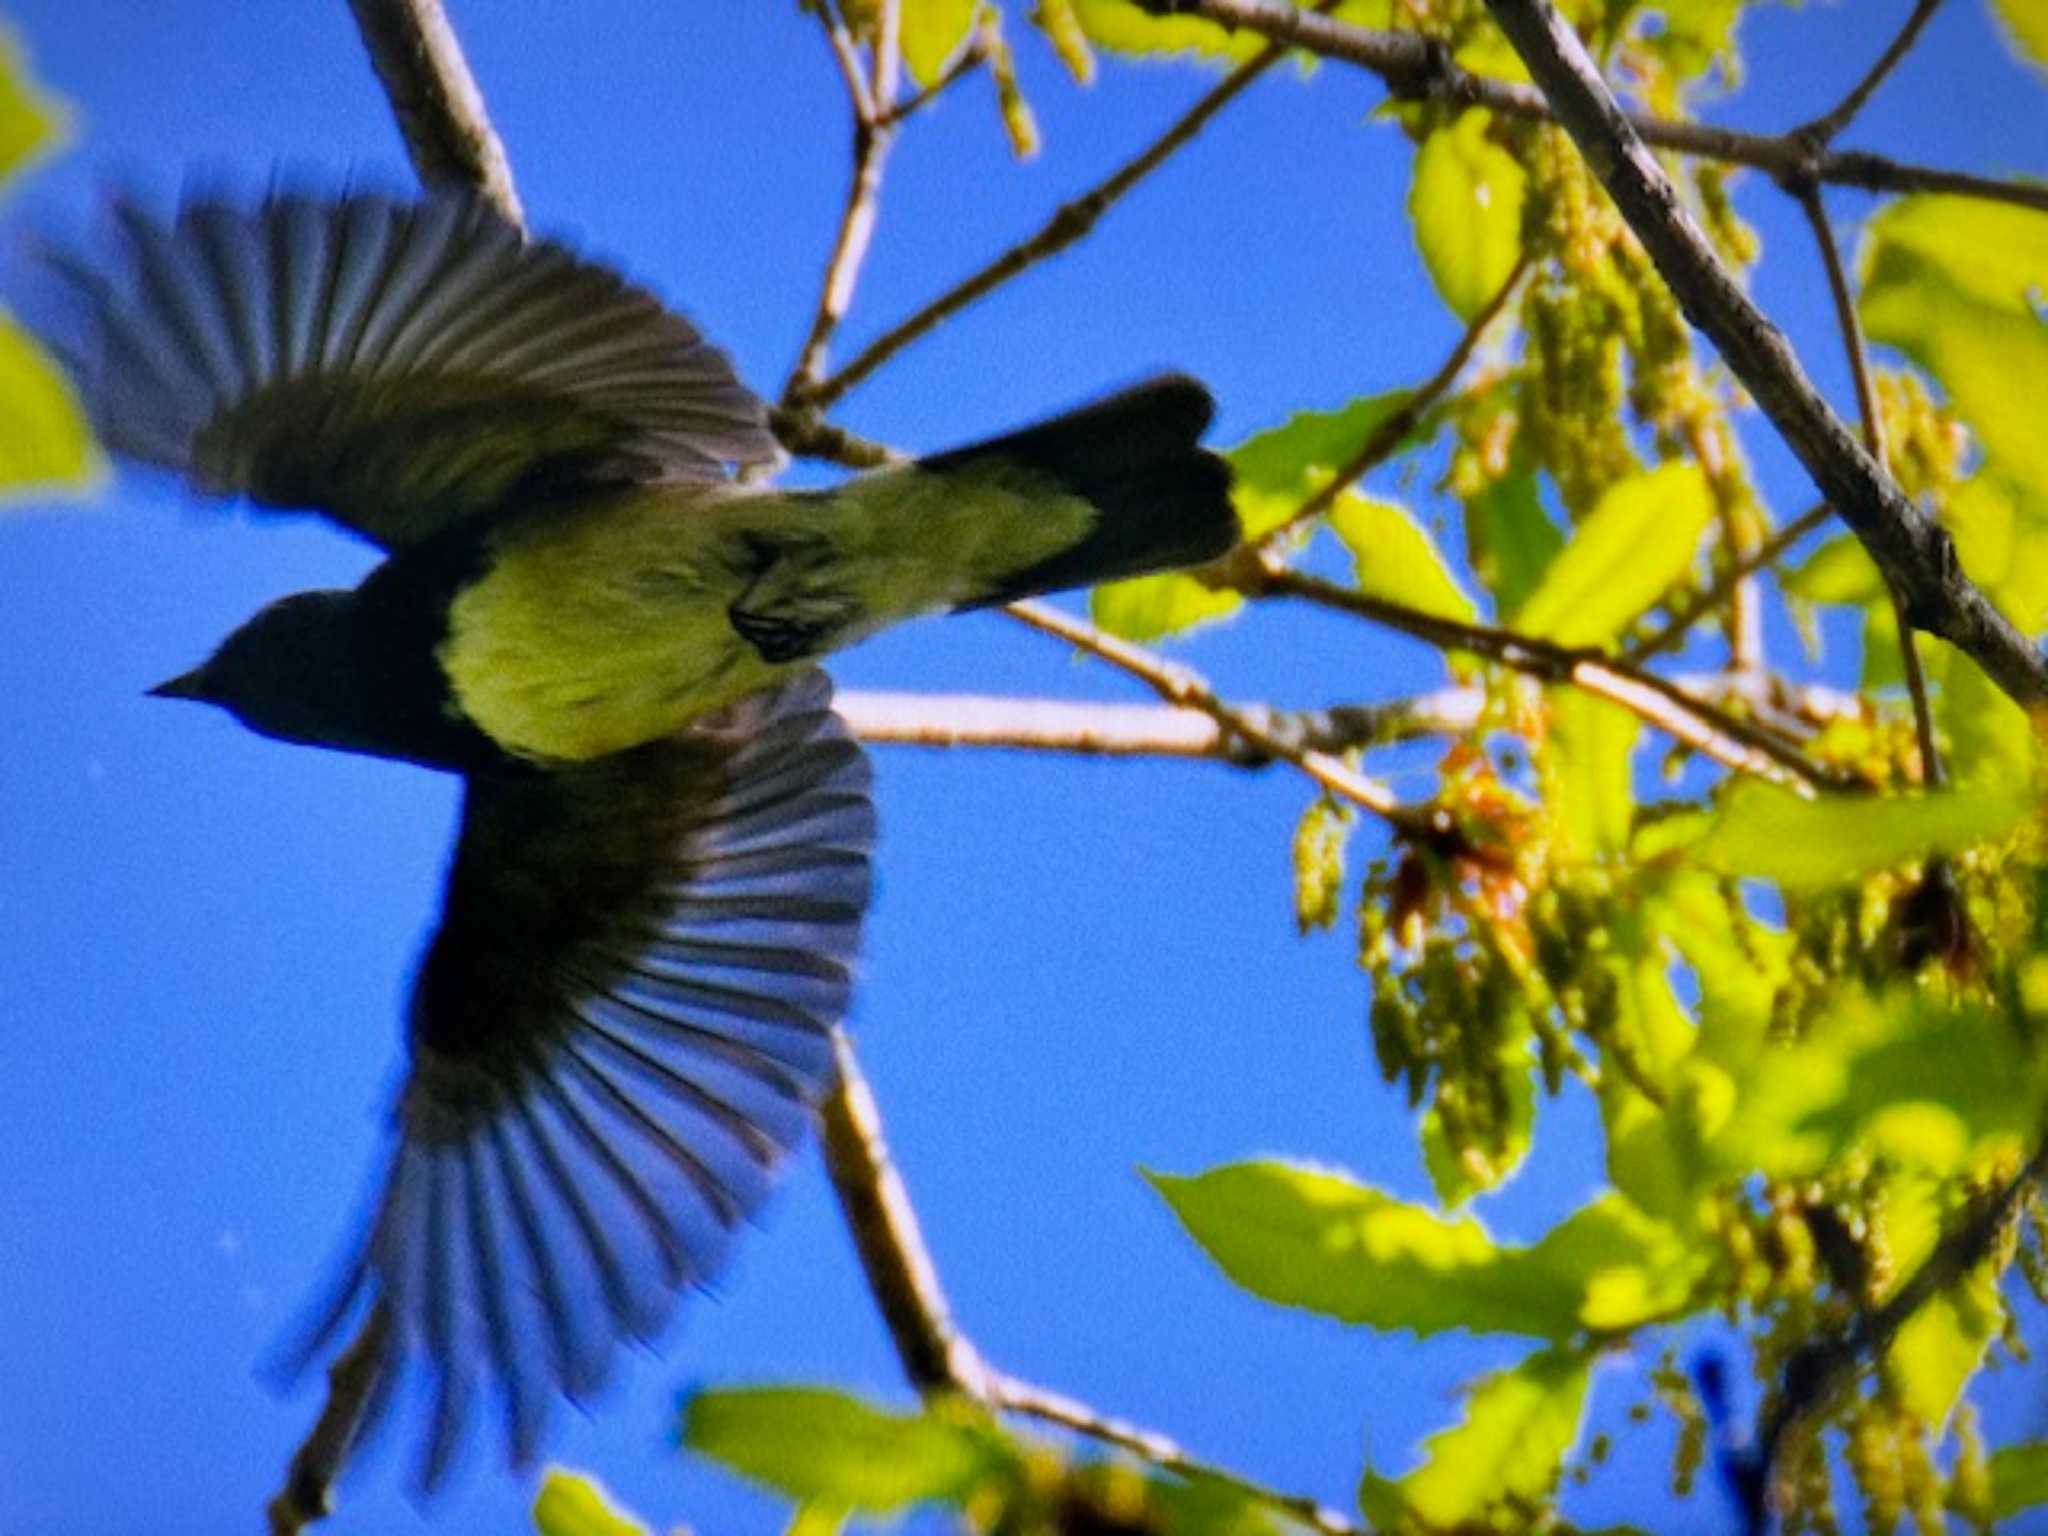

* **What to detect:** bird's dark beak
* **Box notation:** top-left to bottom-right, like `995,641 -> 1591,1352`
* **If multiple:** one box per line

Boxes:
147,667 -> 210,702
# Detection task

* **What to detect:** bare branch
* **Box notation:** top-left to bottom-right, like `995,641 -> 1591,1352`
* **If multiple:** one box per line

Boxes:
265,1304 -> 392,1536
1244,559 -> 1856,790
1003,598 -> 1415,823
1134,0 -> 2048,216
817,1028 -> 991,1396
1477,0 -> 2048,710
1794,0 -> 1943,150
796,21 -> 1305,411
837,686 -> 1488,759
344,0 -> 522,221
1796,184 -> 1946,786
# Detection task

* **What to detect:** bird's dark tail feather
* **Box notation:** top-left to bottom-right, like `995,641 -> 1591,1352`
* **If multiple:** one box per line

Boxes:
927,373 -> 1240,607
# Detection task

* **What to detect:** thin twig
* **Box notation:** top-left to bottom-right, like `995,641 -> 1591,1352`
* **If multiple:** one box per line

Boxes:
344,0 -> 522,222
989,1372 -> 1364,1536
1627,502 -> 1832,663
1003,598 -> 1416,823
787,1 -> 898,396
1793,0 -> 1944,150
1477,0 -> 2048,711
796,19 -> 1308,411
1243,559 -> 1855,790
817,1028 -> 991,1396
1795,185 -> 1945,786
1134,0 -> 2048,216
879,33 -> 988,125
1241,256 -> 1525,561
266,1303 -> 393,1536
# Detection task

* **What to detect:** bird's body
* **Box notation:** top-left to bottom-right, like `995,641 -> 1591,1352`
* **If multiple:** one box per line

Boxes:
41,184 -> 1239,1489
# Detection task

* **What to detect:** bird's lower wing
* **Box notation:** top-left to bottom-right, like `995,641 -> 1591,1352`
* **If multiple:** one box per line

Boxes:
270,669 -> 874,1489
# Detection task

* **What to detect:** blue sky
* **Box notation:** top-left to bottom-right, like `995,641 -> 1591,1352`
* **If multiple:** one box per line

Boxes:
1,3 -> 2044,1534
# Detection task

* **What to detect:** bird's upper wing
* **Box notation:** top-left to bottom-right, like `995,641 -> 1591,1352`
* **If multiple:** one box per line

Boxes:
271,671 -> 873,1488
42,188 -> 779,547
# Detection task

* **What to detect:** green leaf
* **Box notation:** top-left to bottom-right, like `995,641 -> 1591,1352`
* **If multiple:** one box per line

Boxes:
1932,638 -> 2037,789
1884,1196 -> 2002,1428
1783,534 -> 1885,605
1514,462 -> 1713,645
0,24 -> 64,188
1990,0 -> 2048,71
1693,777 -> 2033,892
1362,1346 -> 1591,1529
532,1471 -> 653,1536
1711,986 -> 2048,1180
1543,689 -> 1639,860
1072,0 -> 1394,62
1149,1163 -> 1696,1337
1090,569 -> 1240,641
1329,496 -> 1478,623
1597,913 -> 1718,1223
1409,110 -> 1527,321
899,0 -> 978,85
1466,468 -> 1562,614
0,312 -> 98,497
681,1387 -> 1013,1512
1861,195 -> 2048,493
1990,1440 -> 2048,1522
1944,470 -> 2048,632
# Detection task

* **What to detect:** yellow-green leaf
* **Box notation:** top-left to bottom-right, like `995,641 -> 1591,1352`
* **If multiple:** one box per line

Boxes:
1861,195 -> 2048,491
0,24 -> 65,188
1933,638 -> 2038,789
1329,495 -> 1478,623
1990,0 -> 2048,70
900,0 -> 978,84
1090,568 -> 1240,641
681,1387 -> 1012,1512
1990,1440 -> 2048,1522
1409,110 -> 1527,321
1148,1163 -> 1696,1338
1693,777 -> 2032,892
1544,688 -> 1639,860
0,312 -> 98,497
1361,1346 -> 1591,1529
1886,1240 -> 2002,1428
1072,0 -> 1394,62
1783,534 -> 1885,605
1514,462 -> 1712,645
533,1471 -> 653,1536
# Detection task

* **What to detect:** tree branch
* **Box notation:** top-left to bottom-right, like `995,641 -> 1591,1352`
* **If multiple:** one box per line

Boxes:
1134,0 -> 2048,216
1475,0 -> 2048,711
265,1303 -> 392,1536
1792,0 -> 1943,150
1003,598 -> 1417,825
344,0 -> 521,222
791,17 -> 1306,412
1242,559 -> 1857,790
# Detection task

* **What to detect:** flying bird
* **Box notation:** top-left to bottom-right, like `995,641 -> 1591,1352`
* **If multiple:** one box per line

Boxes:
41,187 -> 1238,1488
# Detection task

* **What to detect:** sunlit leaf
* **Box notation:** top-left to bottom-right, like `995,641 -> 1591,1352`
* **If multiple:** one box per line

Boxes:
1149,1163 -> 1697,1337
1711,987 -> 2048,1179
1361,1346 -> 1590,1529
1883,1177 -> 2002,1429
532,1471 -> 653,1536
1783,534 -> 1884,605
1071,0 -> 1394,62
1467,468 -> 1562,614
1693,777 -> 2033,891
1089,566 -> 1240,640
1515,462 -> 1712,645
1596,912 -> 1718,1222
1544,689 -> 1639,860
681,1387 -> 1012,1512
1861,195 -> 2048,493
1329,495 -> 1478,623
1990,1440 -> 2048,1522
1932,638 -> 2037,789
1989,0 -> 2048,72
899,0 -> 978,84
1944,471 -> 2048,632
0,24 -> 65,187
0,312 -> 98,498
1409,110 -> 1526,321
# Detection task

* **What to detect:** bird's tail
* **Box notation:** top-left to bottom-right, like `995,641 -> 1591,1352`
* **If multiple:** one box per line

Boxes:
925,373 -> 1240,607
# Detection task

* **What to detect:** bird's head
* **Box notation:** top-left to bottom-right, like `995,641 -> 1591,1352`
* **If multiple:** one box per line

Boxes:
149,590 -> 365,751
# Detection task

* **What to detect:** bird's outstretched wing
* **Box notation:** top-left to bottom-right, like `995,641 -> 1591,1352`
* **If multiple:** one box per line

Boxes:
41,188 -> 779,547
272,670 -> 874,1488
